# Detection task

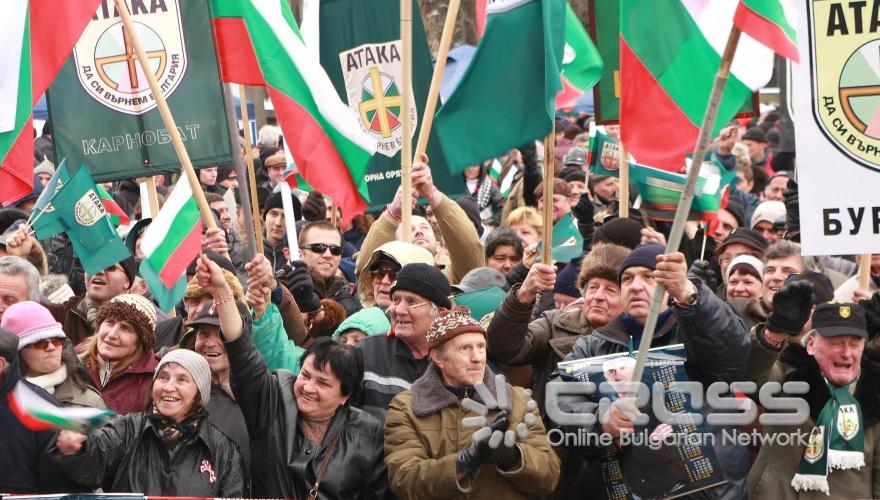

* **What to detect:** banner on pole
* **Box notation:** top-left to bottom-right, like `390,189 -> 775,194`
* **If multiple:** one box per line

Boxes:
47,0 -> 234,182
792,0 -> 880,255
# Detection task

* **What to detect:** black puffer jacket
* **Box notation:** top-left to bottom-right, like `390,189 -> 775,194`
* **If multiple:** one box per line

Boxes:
226,332 -> 391,499
50,412 -> 245,496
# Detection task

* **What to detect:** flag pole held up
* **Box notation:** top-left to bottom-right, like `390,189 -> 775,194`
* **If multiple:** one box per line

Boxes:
399,0 -> 414,243
619,143 -> 629,218
235,84 -> 264,255
859,255 -> 872,293
541,129 -> 556,265
280,182 -> 301,262
629,26 -> 742,386
412,0 -> 461,163
112,0 -> 226,259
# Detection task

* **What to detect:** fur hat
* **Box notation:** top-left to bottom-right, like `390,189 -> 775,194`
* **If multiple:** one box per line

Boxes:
155,349 -> 212,405
426,307 -> 485,349
95,294 -> 157,349
578,243 -> 631,289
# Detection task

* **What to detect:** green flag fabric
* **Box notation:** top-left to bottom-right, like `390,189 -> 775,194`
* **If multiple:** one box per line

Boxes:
303,0 -> 464,210
434,0 -> 566,173
42,165 -> 131,275
46,0 -> 233,182
30,159 -> 72,239
454,286 -> 507,324
537,213 -> 584,263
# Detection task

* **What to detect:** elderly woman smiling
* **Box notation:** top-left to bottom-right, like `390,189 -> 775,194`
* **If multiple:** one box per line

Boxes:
51,349 -> 245,496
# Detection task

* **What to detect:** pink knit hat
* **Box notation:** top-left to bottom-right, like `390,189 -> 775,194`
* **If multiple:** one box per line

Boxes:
0,301 -> 66,351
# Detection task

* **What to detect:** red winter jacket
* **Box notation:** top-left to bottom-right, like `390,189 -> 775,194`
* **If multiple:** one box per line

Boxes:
85,349 -> 158,415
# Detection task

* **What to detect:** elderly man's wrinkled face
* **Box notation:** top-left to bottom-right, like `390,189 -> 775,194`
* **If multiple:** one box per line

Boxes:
194,326 -> 229,383
807,334 -> 865,386
371,264 -> 398,308
389,290 -> 437,342
766,176 -> 788,201
0,272 -> 30,321
583,277 -> 622,329
592,177 -> 618,202
430,332 -> 486,388
396,216 -> 438,254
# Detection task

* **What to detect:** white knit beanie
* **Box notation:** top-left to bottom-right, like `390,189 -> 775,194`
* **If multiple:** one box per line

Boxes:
155,349 -> 212,405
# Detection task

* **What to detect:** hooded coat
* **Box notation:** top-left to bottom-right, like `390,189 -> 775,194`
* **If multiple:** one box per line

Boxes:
384,364 -> 560,499
356,241 -> 435,307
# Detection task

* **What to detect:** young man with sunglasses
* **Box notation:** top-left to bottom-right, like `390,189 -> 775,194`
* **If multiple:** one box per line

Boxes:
295,221 -> 361,316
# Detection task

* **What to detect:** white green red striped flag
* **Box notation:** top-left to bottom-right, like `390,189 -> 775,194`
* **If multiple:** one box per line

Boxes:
734,0 -> 799,62
620,0 -> 776,170
9,380 -> 115,431
211,0 -> 376,224
0,1 -> 101,205
139,175 -> 203,312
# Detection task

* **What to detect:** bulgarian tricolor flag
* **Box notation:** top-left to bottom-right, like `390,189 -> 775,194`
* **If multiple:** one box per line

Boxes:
139,175 -> 203,312
9,380 -> 114,432
0,1 -> 102,206
734,0 -> 799,62
210,0 -> 376,224
96,184 -> 130,226
620,0 -> 783,170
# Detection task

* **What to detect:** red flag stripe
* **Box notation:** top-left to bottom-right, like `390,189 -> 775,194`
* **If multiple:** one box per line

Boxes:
157,222 -> 203,288
733,2 -> 799,63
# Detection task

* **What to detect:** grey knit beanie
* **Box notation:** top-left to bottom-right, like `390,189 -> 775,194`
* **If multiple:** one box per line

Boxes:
155,349 -> 212,406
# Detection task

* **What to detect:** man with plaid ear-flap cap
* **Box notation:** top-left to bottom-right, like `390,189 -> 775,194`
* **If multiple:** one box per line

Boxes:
748,301 -> 880,499
384,307 -> 560,498
355,263 -> 453,420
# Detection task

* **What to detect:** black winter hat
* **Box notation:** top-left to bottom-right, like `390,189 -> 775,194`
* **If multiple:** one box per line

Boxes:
812,302 -> 867,338
617,243 -> 664,284
593,217 -> 643,250
262,191 -> 302,221
714,228 -> 768,257
118,256 -> 138,287
0,327 -> 17,362
742,127 -> 767,143
724,196 -> 745,228
390,263 -> 452,309
216,165 -> 237,184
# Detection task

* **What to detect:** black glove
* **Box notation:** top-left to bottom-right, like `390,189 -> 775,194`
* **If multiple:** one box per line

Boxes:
276,260 -> 321,313
572,192 -> 596,251
860,291 -> 880,339
767,281 -> 814,335
783,178 -> 800,242
687,260 -> 718,291
301,191 -> 327,222
456,410 -> 509,475
682,225 -> 716,265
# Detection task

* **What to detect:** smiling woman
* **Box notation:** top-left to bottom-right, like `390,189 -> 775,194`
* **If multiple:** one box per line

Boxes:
50,349 -> 244,496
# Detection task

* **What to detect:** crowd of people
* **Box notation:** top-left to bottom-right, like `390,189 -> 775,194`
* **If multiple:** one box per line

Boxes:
2,114 -> 879,499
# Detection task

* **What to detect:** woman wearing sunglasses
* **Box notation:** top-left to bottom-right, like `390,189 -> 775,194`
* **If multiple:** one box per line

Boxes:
1,301 -> 104,409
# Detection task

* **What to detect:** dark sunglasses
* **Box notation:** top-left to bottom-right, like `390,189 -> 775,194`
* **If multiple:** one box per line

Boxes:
302,243 -> 343,256
371,266 -> 398,280
28,338 -> 66,350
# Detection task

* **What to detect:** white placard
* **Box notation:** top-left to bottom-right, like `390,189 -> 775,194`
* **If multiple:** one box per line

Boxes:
792,0 -> 880,255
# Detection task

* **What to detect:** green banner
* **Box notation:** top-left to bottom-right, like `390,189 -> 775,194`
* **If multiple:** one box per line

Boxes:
47,0 -> 233,182
313,0 -> 466,211
588,0 -> 757,125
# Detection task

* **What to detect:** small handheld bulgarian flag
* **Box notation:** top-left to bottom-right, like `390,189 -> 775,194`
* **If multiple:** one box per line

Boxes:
8,380 -> 115,432
95,184 -> 130,226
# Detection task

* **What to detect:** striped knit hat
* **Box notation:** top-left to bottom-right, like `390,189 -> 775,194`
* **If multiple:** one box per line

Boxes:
426,307 -> 485,349
95,294 -> 158,349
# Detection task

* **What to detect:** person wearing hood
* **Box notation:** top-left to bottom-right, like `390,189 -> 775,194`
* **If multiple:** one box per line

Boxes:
356,240 -> 435,309
2,301 -> 104,409
333,307 -> 391,346
52,349 -> 245,496
384,307 -> 560,498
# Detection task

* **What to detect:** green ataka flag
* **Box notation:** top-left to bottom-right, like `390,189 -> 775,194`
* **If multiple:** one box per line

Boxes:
588,130 -> 622,178
46,0 -> 233,182
454,286 -> 506,324
31,159 -> 73,239
434,0 -> 565,173
303,0 -> 464,211
589,0 -> 620,123
537,213 -> 584,263
44,165 -> 131,275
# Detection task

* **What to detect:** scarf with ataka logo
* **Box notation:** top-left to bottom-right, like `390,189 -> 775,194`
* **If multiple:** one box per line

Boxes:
791,379 -> 865,495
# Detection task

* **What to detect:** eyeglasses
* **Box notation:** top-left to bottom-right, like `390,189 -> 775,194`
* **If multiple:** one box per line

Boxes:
27,338 -> 65,350
302,243 -> 343,256
390,295 -> 433,309
371,266 -> 398,281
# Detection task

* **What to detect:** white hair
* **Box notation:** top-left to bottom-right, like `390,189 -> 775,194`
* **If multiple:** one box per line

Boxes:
257,125 -> 281,148
0,256 -> 40,301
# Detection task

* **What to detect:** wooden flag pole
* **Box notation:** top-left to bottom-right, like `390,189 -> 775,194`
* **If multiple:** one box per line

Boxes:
145,176 -> 160,217
329,196 -> 339,228
399,0 -> 414,243
859,254 -> 872,292
237,85 -> 264,254
113,0 -> 224,254
412,0 -> 461,162
629,26 -> 742,386
541,130 -> 556,265
619,143 -> 629,218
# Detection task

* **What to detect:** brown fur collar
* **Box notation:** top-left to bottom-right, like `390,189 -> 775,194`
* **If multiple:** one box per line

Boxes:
411,363 -> 508,418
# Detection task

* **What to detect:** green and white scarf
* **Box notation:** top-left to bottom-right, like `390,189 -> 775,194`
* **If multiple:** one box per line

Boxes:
791,379 -> 865,494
